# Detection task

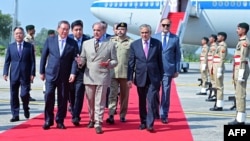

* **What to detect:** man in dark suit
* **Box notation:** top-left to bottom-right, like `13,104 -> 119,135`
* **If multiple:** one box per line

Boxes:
68,20 -> 90,126
152,18 -> 181,124
127,24 -> 163,132
40,20 -> 78,130
3,27 -> 36,122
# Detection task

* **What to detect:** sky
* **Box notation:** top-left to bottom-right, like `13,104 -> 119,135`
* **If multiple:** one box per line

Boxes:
0,0 -> 112,36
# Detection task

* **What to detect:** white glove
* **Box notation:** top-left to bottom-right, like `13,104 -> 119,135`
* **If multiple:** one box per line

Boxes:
238,69 -> 245,82
217,68 -> 222,78
201,64 -> 206,71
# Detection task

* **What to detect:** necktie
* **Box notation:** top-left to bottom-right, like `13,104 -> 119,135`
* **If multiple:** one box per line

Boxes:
60,40 -> 65,56
18,43 -> 22,57
163,34 -> 167,49
144,41 -> 149,58
77,39 -> 81,51
95,39 -> 99,52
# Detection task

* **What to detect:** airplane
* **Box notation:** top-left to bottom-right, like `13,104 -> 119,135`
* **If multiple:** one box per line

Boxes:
90,0 -> 250,48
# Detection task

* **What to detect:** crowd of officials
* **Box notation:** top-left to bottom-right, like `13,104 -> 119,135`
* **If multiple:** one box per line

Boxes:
2,19 -> 249,134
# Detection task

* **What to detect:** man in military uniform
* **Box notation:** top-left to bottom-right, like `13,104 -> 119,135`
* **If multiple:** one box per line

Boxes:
24,25 -> 36,101
210,32 -> 228,111
24,25 -> 36,45
106,22 -> 133,124
197,37 -> 209,95
206,34 -> 217,98
47,30 -> 55,37
228,22 -> 250,125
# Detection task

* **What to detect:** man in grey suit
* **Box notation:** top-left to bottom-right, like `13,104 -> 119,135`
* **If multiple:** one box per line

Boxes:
76,22 -> 117,134
40,20 -> 78,130
3,27 -> 36,122
127,24 -> 163,132
152,18 -> 181,124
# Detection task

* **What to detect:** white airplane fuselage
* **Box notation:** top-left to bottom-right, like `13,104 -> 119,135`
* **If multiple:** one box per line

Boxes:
90,0 -> 250,48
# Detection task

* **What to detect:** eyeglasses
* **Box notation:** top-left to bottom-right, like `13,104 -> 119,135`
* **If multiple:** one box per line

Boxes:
162,24 -> 170,27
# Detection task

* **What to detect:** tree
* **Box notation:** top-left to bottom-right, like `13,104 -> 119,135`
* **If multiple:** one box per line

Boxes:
0,10 -> 12,40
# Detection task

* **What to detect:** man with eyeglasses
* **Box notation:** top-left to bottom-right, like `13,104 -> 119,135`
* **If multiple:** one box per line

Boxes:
152,18 -> 181,124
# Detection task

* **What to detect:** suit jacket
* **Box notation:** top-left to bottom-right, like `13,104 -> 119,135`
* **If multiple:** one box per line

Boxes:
127,38 -> 163,87
3,41 -> 36,82
68,34 -> 90,74
81,38 -> 118,85
152,32 -> 181,76
40,36 -> 78,82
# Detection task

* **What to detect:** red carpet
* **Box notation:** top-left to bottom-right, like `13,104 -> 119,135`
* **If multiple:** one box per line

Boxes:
0,81 -> 193,141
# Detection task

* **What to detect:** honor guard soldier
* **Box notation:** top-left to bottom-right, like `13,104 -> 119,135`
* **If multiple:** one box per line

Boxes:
228,22 -> 250,125
206,34 -> 217,97
106,22 -> 133,124
209,32 -> 228,111
197,37 -> 209,95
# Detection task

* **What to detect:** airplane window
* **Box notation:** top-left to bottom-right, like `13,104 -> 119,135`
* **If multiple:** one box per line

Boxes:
140,2 -> 143,7
155,1 -> 160,7
237,1 -> 241,7
231,2 -> 235,6
212,1 -> 217,7
105,2 -> 108,7
150,2 -> 154,7
129,2 -> 133,7
224,1 -> 229,7
135,2 -> 138,7
218,1 -> 223,7
243,1 -> 248,7
109,2 -> 113,7
145,2 -> 149,7
114,2 -> 118,7
124,2 -> 128,7
119,2 -> 123,7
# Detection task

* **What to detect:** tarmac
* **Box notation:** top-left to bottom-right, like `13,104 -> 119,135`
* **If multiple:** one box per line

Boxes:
0,56 -> 249,141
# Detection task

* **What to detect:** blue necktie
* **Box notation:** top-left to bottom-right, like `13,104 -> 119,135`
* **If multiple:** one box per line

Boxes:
18,44 -> 22,57
77,39 -> 81,51
163,34 -> 167,49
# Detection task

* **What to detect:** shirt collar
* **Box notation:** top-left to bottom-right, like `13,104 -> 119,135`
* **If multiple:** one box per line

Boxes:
58,35 -> 67,41
16,41 -> 24,45
162,32 -> 170,36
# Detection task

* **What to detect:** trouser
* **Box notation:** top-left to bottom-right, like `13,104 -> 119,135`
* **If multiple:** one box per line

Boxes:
44,80 -> 69,124
10,80 -> 30,117
108,78 -> 129,118
85,84 -> 108,128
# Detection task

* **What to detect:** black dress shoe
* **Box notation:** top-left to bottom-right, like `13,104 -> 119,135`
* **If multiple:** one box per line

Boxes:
72,117 -> 80,126
228,119 -> 245,125
138,124 -> 146,130
147,126 -> 154,132
56,123 -> 66,129
10,116 -> 19,122
87,121 -> 95,128
95,126 -> 103,134
206,98 -> 216,102
161,119 -> 168,124
43,122 -> 53,130
209,107 -> 223,111
24,109 -> 30,119
196,92 -> 207,95
120,117 -> 126,122
29,96 -> 36,101
106,115 -> 115,124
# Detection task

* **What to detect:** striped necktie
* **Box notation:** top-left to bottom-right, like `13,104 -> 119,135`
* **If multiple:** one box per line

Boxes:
95,39 -> 99,52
